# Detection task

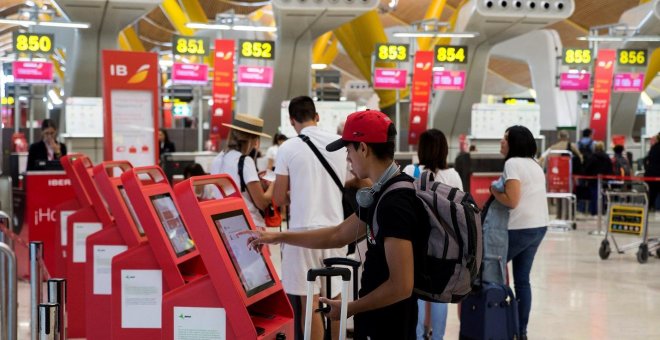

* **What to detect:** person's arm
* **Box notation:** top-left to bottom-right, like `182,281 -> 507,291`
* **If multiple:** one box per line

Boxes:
491,179 -> 521,209
266,158 -> 275,171
246,213 -> 366,250
272,174 -> 290,207
571,144 -> 583,163
246,181 -> 273,211
320,236 -> 414,320
26,143 -> 37,171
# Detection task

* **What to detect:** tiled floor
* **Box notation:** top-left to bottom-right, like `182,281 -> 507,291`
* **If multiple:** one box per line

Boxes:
11,214 -> 660,339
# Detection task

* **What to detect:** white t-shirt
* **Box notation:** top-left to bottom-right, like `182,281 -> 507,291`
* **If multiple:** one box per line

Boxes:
503,157 -> 549,230
266,145 -> 278,162
402,164 -> 464,190
209,150 -> 265,227
275,126 -> 348,229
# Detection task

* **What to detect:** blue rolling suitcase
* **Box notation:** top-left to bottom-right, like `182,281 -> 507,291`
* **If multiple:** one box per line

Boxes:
459,282 -> 520,340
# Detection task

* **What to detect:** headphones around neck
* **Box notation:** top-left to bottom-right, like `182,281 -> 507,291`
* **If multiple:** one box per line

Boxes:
356,162 -> 400,208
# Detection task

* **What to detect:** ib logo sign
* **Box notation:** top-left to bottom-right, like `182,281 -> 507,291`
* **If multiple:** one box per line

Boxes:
109,64 -> 151,84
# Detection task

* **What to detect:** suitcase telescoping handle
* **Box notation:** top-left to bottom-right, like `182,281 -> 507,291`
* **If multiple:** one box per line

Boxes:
322,258 -> 361,301
304,267 -> 352,340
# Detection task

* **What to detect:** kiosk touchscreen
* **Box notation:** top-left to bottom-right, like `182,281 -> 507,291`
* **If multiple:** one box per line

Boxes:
212,211 -> 275,296
169,174 -> 293,339
150,193 -> 195,257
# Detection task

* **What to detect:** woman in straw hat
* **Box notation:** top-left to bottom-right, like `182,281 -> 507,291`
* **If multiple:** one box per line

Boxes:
209,114 -> 274,228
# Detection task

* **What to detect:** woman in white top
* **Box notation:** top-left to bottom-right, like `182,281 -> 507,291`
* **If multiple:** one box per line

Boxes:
490,125 -> 549,340
402,128 -> 460,340
265,133 -> 287,171
209,114 -> 274,228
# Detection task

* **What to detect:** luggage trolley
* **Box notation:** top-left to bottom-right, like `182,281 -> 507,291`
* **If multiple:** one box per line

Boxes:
545,150 -> 577,231
598,182 -> 660,263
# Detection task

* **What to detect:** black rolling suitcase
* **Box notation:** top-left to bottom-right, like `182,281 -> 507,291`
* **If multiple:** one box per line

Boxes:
460,257 -> 520,340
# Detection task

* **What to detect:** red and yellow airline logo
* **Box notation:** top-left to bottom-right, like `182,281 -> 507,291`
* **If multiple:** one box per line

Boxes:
109,63 -> 151,84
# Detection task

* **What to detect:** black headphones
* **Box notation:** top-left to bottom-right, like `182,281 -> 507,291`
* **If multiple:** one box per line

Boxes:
356,162 -> 400,208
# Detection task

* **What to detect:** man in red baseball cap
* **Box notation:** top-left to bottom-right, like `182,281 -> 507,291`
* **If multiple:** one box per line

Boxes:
247,109 -> 429,339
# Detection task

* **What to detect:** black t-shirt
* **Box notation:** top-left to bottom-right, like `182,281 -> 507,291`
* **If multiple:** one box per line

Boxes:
354,173 -> 429,340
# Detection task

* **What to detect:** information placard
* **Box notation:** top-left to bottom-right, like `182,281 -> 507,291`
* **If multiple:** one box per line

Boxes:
65,97 -> 104,137
173,307 -> 225,340
121,269 -> 162,328
470,103 -> 541,139
111,90 -> 155,166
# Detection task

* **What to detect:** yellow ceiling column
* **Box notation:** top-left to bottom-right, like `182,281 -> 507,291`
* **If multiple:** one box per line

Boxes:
312,32 -> 339,65
118,26 -> 146,52
179,0 -> 207,23
434,0 -> 467,46
417,0 -> 447,51
161,0 -> 195,36
643,48 -> 660,90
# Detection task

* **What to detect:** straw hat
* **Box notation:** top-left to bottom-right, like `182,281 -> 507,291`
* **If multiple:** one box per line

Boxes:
222,113 -> 271,138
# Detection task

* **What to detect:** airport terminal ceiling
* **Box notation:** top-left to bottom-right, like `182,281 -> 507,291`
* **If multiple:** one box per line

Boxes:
0,0 -> 658,101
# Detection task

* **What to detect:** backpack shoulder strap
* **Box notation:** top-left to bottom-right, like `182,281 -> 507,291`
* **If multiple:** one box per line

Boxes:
372,181 -> 415,238
238,154 -> 247,192
298,134 -> 343,191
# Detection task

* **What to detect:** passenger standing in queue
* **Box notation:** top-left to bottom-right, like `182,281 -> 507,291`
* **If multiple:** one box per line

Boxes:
209,114 -> 274,229
584,141 -> 613,215
403,129 -> 461,340
266,133 -> 288,171
248,109 -> 428,339
644,134 -> 660,210
269,96 -> 348,339
491,126 -> 549,339
27,118 -> 67,171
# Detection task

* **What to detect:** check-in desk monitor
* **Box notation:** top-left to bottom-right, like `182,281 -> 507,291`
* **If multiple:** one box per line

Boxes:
212,211 -> 274,296
117,185 -> 146,236
150,193 -> 195,257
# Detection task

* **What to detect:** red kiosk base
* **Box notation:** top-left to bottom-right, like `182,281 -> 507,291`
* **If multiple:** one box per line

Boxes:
168,174 -> 294,339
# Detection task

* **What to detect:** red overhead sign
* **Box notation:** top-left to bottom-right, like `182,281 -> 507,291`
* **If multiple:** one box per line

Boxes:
101,50 -> 159,166
589,49 -> 616,142
408,51 -> 434,145
211,39 -> 235,142
237,65 -> 274,88
13,61 -> 54,83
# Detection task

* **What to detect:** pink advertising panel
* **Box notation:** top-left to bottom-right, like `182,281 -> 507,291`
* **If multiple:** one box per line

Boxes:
613,72 -> 644,92
432,70 -> 466,91
171,62 -> 209,85
13,61 -> 54,84
373,68 -> 407,89
237,65 -> 274,88
559,72 -> 591,91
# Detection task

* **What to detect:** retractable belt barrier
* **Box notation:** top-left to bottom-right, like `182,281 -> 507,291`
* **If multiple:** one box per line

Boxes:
572,174 -> 660,182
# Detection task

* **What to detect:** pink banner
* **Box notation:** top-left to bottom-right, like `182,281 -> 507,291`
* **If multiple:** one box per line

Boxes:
12,61 -> 53,84
559,72 -> 591,91
237,65 -> 274,88
171,62 -> 208,85
432,70 -> 466,91
373,68 -> 407,89
613,72 -> 644,92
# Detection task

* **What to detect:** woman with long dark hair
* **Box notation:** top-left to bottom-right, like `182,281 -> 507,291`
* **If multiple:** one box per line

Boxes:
490,125 -> 548,340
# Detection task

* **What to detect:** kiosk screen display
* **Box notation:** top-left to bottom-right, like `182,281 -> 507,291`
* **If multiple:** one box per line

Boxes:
212,211 -> 274,296
117,185 -> 146,236
150,193 -> 195,257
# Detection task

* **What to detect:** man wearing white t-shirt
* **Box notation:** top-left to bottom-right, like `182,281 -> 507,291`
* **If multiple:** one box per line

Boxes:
274,96 -> 348,339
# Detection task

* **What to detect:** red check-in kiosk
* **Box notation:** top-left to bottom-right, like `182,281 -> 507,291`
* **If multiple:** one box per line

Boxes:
171,174 -> 293,339
64,155 -> 115,337
111,166 -> 203,339
84,160 -> 145,340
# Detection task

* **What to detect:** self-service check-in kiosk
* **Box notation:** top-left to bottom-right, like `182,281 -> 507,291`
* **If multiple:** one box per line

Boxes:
171,174 -> 293,339
64,155 -> 115,337
84,160 -> 145,340
111,166 -> 201,339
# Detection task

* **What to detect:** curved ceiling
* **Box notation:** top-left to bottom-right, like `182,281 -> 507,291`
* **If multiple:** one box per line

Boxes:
0,0 -> 655,97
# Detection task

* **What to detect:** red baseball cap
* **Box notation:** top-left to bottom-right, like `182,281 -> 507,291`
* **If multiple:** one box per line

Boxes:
326,109 -> 394,152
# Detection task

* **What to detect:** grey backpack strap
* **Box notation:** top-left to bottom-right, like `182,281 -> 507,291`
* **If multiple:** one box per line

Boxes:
372,181 -> 415,239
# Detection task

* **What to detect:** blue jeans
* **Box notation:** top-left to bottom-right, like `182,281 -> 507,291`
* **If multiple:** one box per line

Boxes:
416,300 -> 447,340
507,226 -> 547,336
